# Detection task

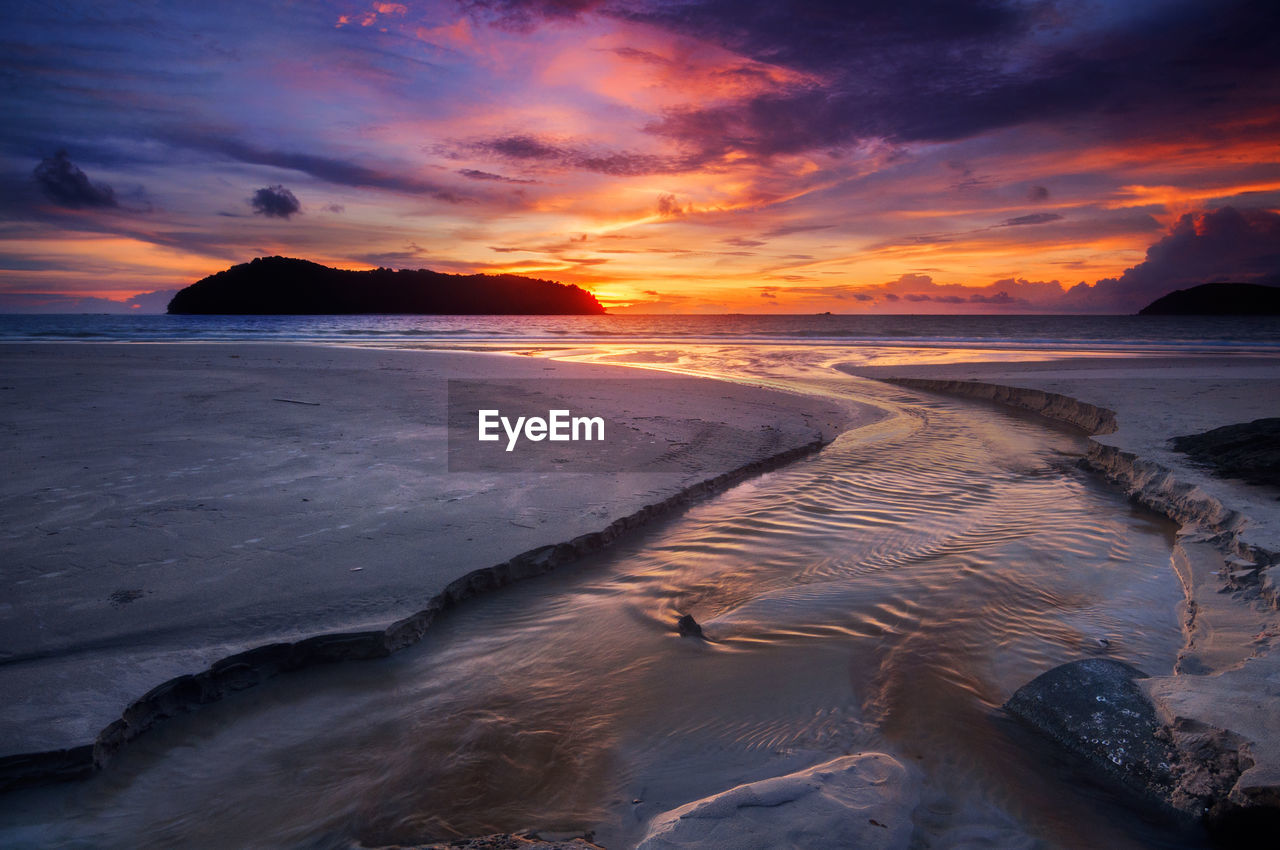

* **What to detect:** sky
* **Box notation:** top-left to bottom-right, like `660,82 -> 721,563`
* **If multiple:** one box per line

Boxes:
3,0 -> 1279,314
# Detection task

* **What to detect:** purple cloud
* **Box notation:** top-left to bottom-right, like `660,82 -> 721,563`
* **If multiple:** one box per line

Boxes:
1000,213 -> 1063,227
250,184 -> 301,218
33,150 -> 117,209
1074,206 -> 1280,311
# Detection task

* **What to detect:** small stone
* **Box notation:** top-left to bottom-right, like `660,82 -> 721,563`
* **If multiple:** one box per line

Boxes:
676,613 -> 704,638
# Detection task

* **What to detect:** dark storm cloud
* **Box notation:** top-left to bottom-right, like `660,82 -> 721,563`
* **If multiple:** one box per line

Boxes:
250,184 -> 300,218
642,0 -> 1280,156
1075,206 -> 1280,311
476,1 -> 1280,160
33,150 -> 118,209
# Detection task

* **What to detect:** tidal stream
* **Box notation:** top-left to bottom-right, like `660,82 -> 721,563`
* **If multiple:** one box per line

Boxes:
0,357 -> 1207,849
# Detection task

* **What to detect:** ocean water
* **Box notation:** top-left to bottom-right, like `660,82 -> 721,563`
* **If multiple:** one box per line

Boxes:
2,312 -> 1280,353
2,314 -> 1271,848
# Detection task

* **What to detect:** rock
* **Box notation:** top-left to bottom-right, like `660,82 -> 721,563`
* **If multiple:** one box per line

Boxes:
636,753 -> 919,849
1170,418 -> 1280,488
676,614 -> 704,638
1005,659 -> 1178,806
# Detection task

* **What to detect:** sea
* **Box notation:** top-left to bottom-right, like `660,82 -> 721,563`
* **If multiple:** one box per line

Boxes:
1,313 -> 1277,849
3,312 -> 1280,353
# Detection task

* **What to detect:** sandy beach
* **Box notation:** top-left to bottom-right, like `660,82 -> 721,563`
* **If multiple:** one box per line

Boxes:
3,340 -> 1279,846
0,343 -> 862,768
847,356 -> 1280,819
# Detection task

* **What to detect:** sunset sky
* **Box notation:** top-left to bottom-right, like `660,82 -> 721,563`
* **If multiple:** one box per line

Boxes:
3,0 -> 1279,313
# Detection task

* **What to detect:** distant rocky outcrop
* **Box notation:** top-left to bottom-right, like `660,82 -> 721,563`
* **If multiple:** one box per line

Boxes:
1138,282 -> 1280,315
167,256 -> 606,315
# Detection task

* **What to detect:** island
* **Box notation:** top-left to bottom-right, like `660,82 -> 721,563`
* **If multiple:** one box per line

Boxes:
166,256 -> 606,315
1137,281 -> 1280,315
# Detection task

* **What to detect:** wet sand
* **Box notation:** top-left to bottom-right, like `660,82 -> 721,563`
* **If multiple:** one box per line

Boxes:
845,355 -> 1280,817
0,343 -> 865,763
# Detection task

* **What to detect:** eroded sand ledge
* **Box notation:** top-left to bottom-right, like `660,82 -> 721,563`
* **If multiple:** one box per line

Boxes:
845,357 -> 1280,823
0,344 -> 870,789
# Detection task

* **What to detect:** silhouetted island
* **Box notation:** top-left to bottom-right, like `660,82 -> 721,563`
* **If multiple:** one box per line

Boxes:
166,256 -> 606,315
1138,282 -> 1280,315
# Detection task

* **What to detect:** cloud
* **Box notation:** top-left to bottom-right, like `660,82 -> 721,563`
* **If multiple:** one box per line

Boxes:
1028,185 -> 1050,202
168,132 -> 465,202
999,213 -> 1063,227
615,0 -> 1280,161
466,133 -> 689,176
458,168 -> 538,184
250,184 -> 301,218
477,133 -> 564,160
761,223 -> 835,238
0,288 -> 178,314
123,289 -> 181,311
656,193 -> 690,218
752,274 -> 1060,312
461,0 -> 599,31
33,150 -> 118,209
1075,206 -> 1280,311
790,209 -> 1280,312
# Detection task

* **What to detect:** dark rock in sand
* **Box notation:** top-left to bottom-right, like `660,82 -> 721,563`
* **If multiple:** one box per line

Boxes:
1170,418 -> 1280,488
676,614 -> 704,638
1005,659 -> 1178,805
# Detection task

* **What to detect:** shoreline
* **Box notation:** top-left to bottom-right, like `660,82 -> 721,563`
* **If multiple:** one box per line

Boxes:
0,343 -> 869,789
843,357 -> 1280,821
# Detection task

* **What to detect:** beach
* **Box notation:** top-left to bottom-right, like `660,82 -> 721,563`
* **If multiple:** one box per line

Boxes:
1,336 -> 1278,847
0,343 -> 861,766
846,355 -> 1280,818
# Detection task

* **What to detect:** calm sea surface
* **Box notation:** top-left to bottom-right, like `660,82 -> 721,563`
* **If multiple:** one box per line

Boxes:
2,312 -> 1280,353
